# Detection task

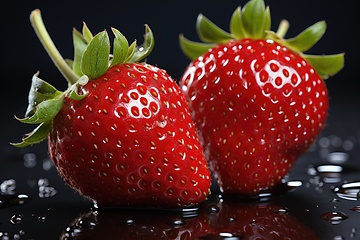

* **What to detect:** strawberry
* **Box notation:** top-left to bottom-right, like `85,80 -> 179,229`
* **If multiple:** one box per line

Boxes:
12,9 -> 211,208
179,0 -> 344,196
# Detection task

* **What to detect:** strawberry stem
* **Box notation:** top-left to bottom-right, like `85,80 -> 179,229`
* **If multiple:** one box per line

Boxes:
276,19 -> 290,38
30,9 -> 79,85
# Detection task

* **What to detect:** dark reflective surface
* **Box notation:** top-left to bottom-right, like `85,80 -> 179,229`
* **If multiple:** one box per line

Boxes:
1,95 -> 360,239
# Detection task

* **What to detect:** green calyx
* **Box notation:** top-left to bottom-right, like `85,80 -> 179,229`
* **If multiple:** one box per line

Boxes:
12,9 -> 154,148
179,0 -> 344,79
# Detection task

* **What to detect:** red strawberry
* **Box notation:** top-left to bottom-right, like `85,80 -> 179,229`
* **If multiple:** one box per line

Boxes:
12,9 -> 211,208
179,0 -> 344,196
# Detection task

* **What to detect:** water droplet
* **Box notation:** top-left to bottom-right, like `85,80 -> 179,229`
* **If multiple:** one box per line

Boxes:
10,214 -> 23,225
343,136 -> 356,151
37,178 -> 49,187
78,216 -> 97,229
64,226 -> 82,238
126,219 -> 134,225
309,164 -> 344,183
181,205 -> 200,218
333,236 -> 345,240
320,211 -> 348,225
0,194 -> 31,209
350,206 -> 360,212
271,206 -> 289,214
136,225 -> 155,235
326,152 -> 349,164
334,182 -> 360,201
23,153 -> 37,168
42,157 -> 54,171
0,179 -> 16,195
38,186 -> 57,198
0,232 -> 11,240
172,218 -> 185,226
37,215 -> 46,222
205,204 -> 220,214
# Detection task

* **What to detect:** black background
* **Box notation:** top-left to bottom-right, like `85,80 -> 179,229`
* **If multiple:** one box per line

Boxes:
1,0 -> 358,146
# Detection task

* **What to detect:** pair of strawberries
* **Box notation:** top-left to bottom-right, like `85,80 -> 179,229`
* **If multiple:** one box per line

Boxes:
13,0 -> 344,208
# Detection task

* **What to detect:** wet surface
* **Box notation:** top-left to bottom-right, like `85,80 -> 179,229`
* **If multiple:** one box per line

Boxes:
0,95 -> 359,240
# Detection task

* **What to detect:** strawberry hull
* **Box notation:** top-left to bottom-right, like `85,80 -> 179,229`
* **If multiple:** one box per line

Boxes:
180,39 -> 329,196
49,63 -> 211,208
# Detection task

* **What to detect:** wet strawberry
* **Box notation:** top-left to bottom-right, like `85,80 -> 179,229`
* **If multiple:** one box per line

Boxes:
12,9 -> 211,208
179,0 -> 344,196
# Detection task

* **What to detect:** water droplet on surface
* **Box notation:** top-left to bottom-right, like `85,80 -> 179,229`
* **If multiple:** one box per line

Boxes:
10,214 -> 23,225
326,152 -> 349,164
271,206 -> 289,214
78,216 -> 97,229
205,204 -> 220,214
42,157 -> 54,171
64,226 -> 82,238
181,205 -> 200,218
38,186 -> 57,198
350,206 -> 360,212
334,182 -> 360,201
171,218 -> 185,226
0,179 -> 16,195
126,219 -> 134,225
136,225 -> 155,235
23,153 -> 37,168
308,164 -> 344,183
0,194 -> 31,209
320,211 -> 348,225
37,215 -> 46,222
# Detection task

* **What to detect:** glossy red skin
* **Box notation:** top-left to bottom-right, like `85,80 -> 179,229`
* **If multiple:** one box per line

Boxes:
180,39 -> 328,196
48,63 -> 211,208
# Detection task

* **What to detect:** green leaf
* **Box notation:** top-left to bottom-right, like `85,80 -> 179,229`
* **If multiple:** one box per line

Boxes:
304,53 -> 345,79
17,95 -> 64,124
110,27 -> 129,67
286,21 -> 326,52
67,75 -> 89,100
25,73 -> 63,117
72,28 -> 88,76
179,34 -> 216,60
241,0 -> 269,39
125,40 -> 137,63
196,14 -> 233,43
230,6 -> 246,39
82,22 -> 93,43
11,121 -> 52,148
81,30 -> 110,79
130,24 -> 155,62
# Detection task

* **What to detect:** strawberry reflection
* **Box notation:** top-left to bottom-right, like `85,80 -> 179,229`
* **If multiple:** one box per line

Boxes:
60,205 -> 212,240
207,197 -> 320,240
60,198 -> 319,240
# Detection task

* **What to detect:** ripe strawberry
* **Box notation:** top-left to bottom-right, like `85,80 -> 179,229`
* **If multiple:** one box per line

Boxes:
179,0 -> 344,196
12,9 -> 211,208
